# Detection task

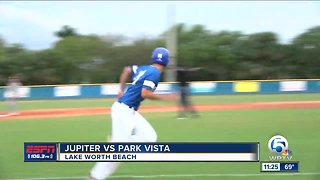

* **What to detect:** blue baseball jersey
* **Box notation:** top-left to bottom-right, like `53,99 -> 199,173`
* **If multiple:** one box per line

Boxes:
118,65 -> 160,110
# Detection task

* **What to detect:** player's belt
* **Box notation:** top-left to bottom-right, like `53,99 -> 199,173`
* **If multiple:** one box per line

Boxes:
118,101 -> 135,110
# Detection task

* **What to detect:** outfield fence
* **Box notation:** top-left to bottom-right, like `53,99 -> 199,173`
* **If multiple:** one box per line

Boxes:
0,79 -> 319,100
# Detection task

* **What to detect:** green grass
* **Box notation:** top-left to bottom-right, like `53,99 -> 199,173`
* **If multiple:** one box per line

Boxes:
1,93 -> 320,111
0,94 -> 320,179
1,107 -> 320,180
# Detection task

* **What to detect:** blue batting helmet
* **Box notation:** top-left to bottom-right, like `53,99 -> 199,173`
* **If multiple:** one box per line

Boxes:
151,47 -> 169,67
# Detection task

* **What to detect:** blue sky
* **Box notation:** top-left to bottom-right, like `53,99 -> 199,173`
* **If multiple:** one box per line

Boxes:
0,1 -> 319,50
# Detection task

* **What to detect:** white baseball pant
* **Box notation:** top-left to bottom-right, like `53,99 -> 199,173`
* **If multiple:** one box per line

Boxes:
90,101 -> 157,179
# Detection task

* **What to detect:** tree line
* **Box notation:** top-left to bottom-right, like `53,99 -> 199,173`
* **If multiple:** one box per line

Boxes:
0,24 -> 319,85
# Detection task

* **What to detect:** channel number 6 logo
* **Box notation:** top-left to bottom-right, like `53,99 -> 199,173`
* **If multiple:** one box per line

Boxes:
268,135 -> 289,155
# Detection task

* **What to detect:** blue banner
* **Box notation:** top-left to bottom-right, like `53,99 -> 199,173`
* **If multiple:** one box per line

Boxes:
59,142 -> 259,153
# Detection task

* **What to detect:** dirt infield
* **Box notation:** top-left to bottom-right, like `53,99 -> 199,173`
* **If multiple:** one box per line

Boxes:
1,101 -> 320,120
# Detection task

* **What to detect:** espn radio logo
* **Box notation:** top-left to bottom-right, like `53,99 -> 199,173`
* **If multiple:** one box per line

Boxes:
24,143 -> 57,162
26,145 -> 56,153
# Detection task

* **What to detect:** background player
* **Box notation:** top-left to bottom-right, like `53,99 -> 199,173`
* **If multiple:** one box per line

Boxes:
4,75 -> 22,116
175,66 -> 201,119
88,47 -> 177,180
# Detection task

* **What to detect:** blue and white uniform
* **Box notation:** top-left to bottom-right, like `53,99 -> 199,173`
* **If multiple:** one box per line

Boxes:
111,64 -> 160,142
90,47 -> 170,180
119,65 -> 160,110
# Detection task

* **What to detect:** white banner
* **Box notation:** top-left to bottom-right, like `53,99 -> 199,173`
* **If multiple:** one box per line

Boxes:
54,86 -> 80,97
155,84 -> 172,94
190,82 -> 216,93
18,87 -> 30,98
101,84 -> 120,95
3,87 -> 30,98
280,81 -> 307,91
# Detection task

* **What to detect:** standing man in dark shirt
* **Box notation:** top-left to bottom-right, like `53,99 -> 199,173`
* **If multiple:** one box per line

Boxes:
176,67 -> 201,119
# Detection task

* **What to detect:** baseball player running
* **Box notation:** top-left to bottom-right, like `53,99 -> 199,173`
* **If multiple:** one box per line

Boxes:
88,47 -> 177,180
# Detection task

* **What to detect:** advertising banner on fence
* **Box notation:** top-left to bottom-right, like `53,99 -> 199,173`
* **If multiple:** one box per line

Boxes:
18,87 -> 31,98
3,87 -> 30,98
155,84 -> 172,94
189,82 -> 216,94
54,86 -> 80,97
280,81 -> 306,92
234,82 -> 260,92
101,84 -> 120,95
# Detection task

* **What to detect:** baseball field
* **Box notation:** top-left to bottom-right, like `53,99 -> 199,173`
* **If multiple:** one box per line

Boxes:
0,94 -> 320,180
